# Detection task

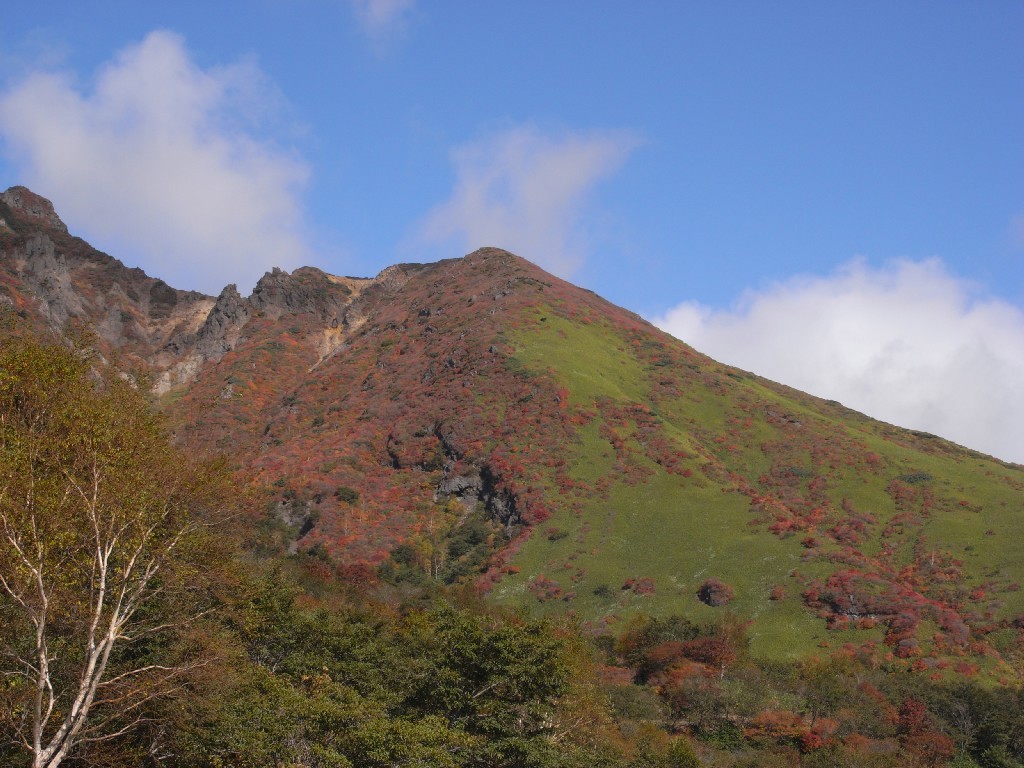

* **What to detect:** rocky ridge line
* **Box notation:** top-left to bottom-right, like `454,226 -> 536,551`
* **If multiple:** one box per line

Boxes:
0,186 -> 405,394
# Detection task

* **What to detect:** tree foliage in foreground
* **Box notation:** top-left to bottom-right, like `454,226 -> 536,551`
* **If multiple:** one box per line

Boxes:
0,333 -> 230,767
172,573 -> 629,768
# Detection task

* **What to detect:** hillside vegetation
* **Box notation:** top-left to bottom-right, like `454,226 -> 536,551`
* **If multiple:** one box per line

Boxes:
3,186 -> 1024,766
145,242 -> 1024,679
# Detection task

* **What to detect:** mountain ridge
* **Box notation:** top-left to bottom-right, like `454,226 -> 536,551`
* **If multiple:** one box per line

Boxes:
3,185 -> 1023,675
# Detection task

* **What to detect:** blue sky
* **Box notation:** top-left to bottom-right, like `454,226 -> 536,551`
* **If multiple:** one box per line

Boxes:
1,1 -> 1022,462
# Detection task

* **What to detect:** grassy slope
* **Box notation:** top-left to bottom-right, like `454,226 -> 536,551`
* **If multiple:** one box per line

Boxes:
493,302 -> 1024,671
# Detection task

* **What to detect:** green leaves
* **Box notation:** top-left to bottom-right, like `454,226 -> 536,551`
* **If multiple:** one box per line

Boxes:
0,333 -> 232,766
399,605 -> 570,748
179,576 -> 595,768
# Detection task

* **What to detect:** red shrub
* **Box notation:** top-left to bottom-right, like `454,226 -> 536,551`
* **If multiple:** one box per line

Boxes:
680,636 -> 737,668
697,578 -> 735,607
904,731 -> 955,767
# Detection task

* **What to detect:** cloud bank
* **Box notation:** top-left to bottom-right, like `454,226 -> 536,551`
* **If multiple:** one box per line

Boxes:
419,126 -> 637,277
0,30 -> 310,295
653,258 -> 1024,464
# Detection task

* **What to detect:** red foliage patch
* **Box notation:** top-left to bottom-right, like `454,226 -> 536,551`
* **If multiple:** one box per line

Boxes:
622,576 -> 657,596
697,578 -> 735,607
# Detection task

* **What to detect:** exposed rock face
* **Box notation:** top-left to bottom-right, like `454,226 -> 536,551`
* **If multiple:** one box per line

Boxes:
148,280 -> 179,319
1,187 -> 217,374
196,284 -> 252,358
435,464 -> 520,529
151,285 -> 250,394
434,428 -> 521,530
16,233 -> 84,327
0,185 -> 419,396
478,465 -> 520,528
1,187 -> 69,234
251,266 -> 349,321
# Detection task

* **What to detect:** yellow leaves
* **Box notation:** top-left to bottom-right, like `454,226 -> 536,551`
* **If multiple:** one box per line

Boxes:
0,331 -> 234,762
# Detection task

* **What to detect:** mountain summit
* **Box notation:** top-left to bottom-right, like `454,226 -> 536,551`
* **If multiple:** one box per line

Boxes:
2,187 -> 1022,672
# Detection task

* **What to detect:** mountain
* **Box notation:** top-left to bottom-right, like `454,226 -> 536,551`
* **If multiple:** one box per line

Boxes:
3,186 -> 1023,677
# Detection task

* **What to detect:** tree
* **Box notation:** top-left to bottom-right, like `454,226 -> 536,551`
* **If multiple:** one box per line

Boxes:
667,736 -> 702,768
0,334 -> 228,767
399,604 -> 572,763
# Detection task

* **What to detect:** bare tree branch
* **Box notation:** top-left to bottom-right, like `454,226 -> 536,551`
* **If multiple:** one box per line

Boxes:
0,337 -> 226,768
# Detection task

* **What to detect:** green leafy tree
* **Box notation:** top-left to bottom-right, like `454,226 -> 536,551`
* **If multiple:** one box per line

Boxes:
0,334 -> 228,767
393,605 -> 577,766
667,737 -> 702,768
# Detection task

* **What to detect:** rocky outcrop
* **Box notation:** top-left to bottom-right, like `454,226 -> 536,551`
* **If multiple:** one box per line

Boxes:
151,285 -> 251,394
251,266 -> 351,323
1,187 -> 69,234
434,427 -> 521,530
0,187 -> 216,360
15,233 -> 85,328
436,463 -> 521,530
195,284 -> 252,358
148,280 -> 179,319
0,187 -> 385,394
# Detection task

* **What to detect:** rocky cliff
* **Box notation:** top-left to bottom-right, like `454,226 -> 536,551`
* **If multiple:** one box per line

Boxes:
0,186 -> 393,392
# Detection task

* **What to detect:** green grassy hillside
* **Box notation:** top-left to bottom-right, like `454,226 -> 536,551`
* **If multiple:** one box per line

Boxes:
485,293 -> 1023,676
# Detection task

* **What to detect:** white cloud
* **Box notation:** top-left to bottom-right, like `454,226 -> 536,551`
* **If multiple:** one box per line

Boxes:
0,30 -> 310,295
418,126 -> 637,277
652,258 -> 1024,464
350,0 -> 416,47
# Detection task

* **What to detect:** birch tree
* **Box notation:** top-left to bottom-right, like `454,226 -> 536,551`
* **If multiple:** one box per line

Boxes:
0,335 -> 225,767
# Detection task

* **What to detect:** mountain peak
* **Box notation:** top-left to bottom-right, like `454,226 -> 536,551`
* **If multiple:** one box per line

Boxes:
1,186 -> 69,234
4,187 -> 1024,678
